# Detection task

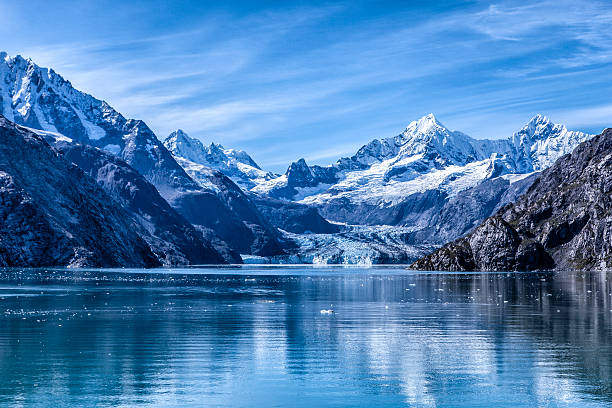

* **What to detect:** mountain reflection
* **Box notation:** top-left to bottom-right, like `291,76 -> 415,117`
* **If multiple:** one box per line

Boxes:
0,268 -> 609,407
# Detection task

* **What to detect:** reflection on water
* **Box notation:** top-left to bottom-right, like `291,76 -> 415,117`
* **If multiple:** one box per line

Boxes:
0,267 -> 610,407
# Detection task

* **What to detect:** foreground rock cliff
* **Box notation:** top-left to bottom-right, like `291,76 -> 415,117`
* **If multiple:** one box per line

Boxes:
0,116 -> 161,267
412,128 -> 612,271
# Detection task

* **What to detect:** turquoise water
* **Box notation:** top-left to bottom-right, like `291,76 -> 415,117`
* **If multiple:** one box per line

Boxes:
0,267 -> 610,407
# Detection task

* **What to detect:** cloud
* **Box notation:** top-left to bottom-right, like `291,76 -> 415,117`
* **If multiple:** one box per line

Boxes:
554,104 -> 612,130
5,0 -> 612,170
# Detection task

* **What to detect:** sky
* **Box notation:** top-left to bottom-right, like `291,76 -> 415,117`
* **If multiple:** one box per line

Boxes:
2,0 -> 612,171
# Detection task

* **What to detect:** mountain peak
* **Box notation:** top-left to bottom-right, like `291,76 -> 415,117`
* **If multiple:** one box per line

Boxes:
526,114 -> 552,127
405,113 -> 446,135
167,129 -> 190,142
517,114 -> 558,141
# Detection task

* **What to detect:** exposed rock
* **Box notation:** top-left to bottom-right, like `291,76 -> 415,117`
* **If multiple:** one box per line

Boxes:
251,196 -> 340,234
0,116 -> 160,267
167,165 -> 287,256
56,142 -> 239,265
413,128 -> 612,271
407,174 -> 537,245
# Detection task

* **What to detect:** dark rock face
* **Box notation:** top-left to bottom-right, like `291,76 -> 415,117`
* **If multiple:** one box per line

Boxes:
168,167 -> 287,256
0,116 -> 160,267
413,128 -> 612,271
266,158 -> 339,200
252,196 -> 340,234
56,142 -> 238,265
315,175 -> 536,244
408,174 -> 537,245
412,217 -> 553,271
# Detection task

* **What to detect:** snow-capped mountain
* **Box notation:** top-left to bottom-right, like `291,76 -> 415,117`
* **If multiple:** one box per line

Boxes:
243,114 -> 594,250
0,51 -> 597,265
252,114 -> 591,208
163,129 -> 277,189
0,52 -> 286,257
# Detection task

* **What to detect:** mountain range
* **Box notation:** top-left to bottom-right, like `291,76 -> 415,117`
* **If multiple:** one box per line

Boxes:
164,112 -> 593,251
0,52 -> 604,267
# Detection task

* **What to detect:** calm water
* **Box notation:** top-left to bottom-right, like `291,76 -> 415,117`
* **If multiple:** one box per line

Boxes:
0,267 -> 610,407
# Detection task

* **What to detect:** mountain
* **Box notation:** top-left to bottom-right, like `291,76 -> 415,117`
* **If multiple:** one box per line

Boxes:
54,141 -> 239,264
251,196 -> 340,234
163,129 -> 340,236
164,129 -> 276,189
248,114 -> 592,244
254,114 -> 590,206
412,128 -> 612,271
0,116 -> 163,267
0,52 -> 284,257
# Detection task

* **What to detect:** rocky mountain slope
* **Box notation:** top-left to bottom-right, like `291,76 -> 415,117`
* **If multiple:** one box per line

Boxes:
412,128 -> 612,271
0,116 -> 163,267
55,141 -> 239,264
0,53 -> 284,257
163,129 -> 339,236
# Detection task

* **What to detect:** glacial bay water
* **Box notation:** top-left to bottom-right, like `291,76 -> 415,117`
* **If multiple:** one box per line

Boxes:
0,266 -> 610,407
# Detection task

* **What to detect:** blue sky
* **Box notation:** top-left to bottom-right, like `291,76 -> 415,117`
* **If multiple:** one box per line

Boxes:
3,0 -> 612,171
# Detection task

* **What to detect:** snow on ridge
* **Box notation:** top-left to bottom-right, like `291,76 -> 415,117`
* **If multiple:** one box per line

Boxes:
164,128 -> 275,189
251,113 -> 595,207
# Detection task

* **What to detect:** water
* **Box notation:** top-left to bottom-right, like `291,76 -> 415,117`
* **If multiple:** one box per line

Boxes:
0,266 -> 610,407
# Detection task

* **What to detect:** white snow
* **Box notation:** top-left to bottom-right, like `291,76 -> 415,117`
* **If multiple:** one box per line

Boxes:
23,126 -> 72,143
103,144 -> 121,155
74,109 -> 106,140
258,114 -> 594,208
173,156 -> 221,193
164,129 -> 276,189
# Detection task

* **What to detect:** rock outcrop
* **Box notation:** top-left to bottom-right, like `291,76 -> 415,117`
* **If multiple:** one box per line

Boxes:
0,116 -> 161,267
56,142 -> 239,264
412,128 -> 612,271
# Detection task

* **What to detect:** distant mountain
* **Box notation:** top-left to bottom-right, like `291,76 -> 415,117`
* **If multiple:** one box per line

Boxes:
0,52 -> 285,257
163,129 -> 340,236
412,127 -> 612,271
164,129 -> 276,189
0,116 -> 163,267
246,114 -> 593,246
254,114 -> 591,204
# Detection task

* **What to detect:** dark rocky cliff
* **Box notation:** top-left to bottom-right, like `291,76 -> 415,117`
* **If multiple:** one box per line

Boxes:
56,142 -> 239,264
0,116 -> 159,267
412,128 -> 612,271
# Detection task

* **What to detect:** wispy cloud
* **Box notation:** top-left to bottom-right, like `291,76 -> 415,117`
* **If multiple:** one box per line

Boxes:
3,0 -> 612,171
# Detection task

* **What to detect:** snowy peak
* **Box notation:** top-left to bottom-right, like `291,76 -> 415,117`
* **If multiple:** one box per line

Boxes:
286,158 -> 316,187
509,114 -> 592,172
164,129 -> 208,163
397,114 -> 482,164
163,129 -> 272,189
517,114 -> 556,141
404,113 -> 445,136
0,52 -> 127,144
